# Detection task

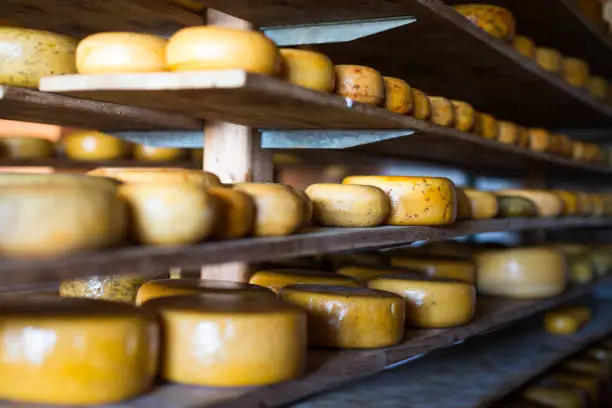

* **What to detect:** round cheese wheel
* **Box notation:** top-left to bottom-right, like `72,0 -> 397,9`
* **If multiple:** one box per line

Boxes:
513,35 -> 536,58
390,257 -> 476,283
567,255 -> 594,284
412,88 -> 431,120
143,294 -> 306,386
588,76 -> 607,99
0,298 -> 158,404
535,47 -> 563,73
0,137 -> 54,159
76,32 -> 166,74
497,121 -> 519,145
453,4 -> 516,41
476,248 -> 566,298
517,126 -> 530,148
279,48 -> 334,92
89,168 -> 221,186
305,183 -> 389,227
428,96 -> 455,127
343,175 -> 457,226
336,265 -> 419,283
119,183 -> 217,245
167,26 -> 279,74
455,187 -> 472,220
497,195 -> 538,217
562,57 -> 590,88
60,274 -> 148,303
291,188 -> 313,227
279,284 -> 405,348
544,306 -> 592,335
523,386 -> 587,408
383,76 -> 413,114
462,188 -> 499,219
334,65 -> 384,105
451,100 -> 476,132
233,183 -> 304,236
62,130 -> 126,161
367,275 -> 476,328
133,145 -> 185,162
474,112 -> 499,139
572,141 -> 588,161
528,128 -> 551,152
496,189 -> 564,217
554,190 -> 579,215
577,192 -> 593,216
0,172 -> 119,191
0,27 -> 77,88
589,194 -> 605,217
249,269 -> 360,293
207,187 -> 255,239
135,278 -> 274,305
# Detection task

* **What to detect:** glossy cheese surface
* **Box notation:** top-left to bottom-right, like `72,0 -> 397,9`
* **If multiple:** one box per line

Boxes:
451,100 -> 476,132
60,274 -> 147,303
390,257 -> 476,283
89,168 -> 221,186
462,188 -> 499,219
62,130 -> 126,161
279,48 -> 335,92
249,269 -> 360,293
496,189 -> 564,217
544,306 -> 591,335
133,145 -> 185,162
0,137 -> 53,159
383,77 -> 413,114
428,96 -> 455,127
453,4 -> 516,40
279,284 -> 404,348
474,112 -> 499,139
208,187 -> 255,239
513,35 -> 536,58
412,88 -> 431,120
535,47 -> 563,73
334,65 -> 384,106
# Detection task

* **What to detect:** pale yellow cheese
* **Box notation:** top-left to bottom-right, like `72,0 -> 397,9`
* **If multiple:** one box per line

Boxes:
544,305 -> 591,334
453,4 -> 516,41
133,145 -> 185,162
428,96 -> 455,127
60,274 -> 147,303
62,130 -> 127,161
497,121 -> 519,145
279,284 -> 404,348
513,35 -> 536,58
383,77 -> 413,114
89,168 -> 221,186
495,189 -> 564,217
208,187 -> 255,239
451,100 -> 476,132
334,65 -> 385,105
562,57 -> 590,88
279,49 -> 335,92
412,88 -> 431,120
0,137 -> 54,159
462,188 -> 499,219
535,47 -> 563,73
390,257 -> 476,283
249,269 -> 360,293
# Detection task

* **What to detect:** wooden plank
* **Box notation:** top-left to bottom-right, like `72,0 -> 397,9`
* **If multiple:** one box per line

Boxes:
0,158 -> 199,169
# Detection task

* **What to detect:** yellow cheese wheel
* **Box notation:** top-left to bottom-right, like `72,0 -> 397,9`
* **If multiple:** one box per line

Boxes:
554,190 -> 579,215
453,4 -> 516,41
513,35 -> 536,58
0,172 -> 119,191
343,175 -> 457,226
567,255 -> 594,284
279,284 -> 404,348
577,192 -> 593,216
528,128 -> 552,152
133,145 -> 185,162
476,248 -> 566,298
536,47 -> 563,73
305,183 -> 390,227
412,88 -> 431,120
0,298 -> 157,404
0,27 -> 77,88
383,76 -> 413,114
249,269 -> 360,293
558,134 -> 574,157
523,386 -> 587,408
572,141 -> 589,162
587,76 -> 607,99
462,188 -> 499,219
495,189 -> 564,217
367,275 -> 476,328
233,183 -> 304,236
563,57 -> 590,88
135,278 -> 274,305
60,274 -> 147,303
589,194 -> 605,217
0,137 -> 53,159
292,188 -> 313,227
497,195 -> 538,217
428,96 -> 456,127
455,187 -> 472,220
544,306 -> 591,334
451,100 -> 476,132
167,26 -> 279,75
62,130 -> 126,161
279,48 -> 335,92
76,32 -> 166,74
474,112 -> 499,139
144,294 -> 306,386
207,187 -> 255,239
496,121 -> 519,145
336,265 -> 419,283
390,257 -> 476,283
517,126 -> 530,148
334,65 -> 385,105
89,168 -> 221,186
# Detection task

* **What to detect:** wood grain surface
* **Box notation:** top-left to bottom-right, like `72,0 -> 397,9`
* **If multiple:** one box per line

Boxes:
0,158 -> 199,169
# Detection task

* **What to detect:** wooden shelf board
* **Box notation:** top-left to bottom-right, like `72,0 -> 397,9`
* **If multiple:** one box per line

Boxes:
0,158 -> 198,170
0,218 -> 608,287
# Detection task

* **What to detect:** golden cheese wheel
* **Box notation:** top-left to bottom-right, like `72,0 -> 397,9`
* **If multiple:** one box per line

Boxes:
367,275 -> 476,328
535,47 -> 563,73
279,284 -> 404,348
0,27 -> 77,88
390,257 -> 476,284
0,137 -> 54,159
474,112 -> 499,139
279,48 -> 335,92
567,255 -> 594,284
462,188 -> 499,219
495,189 -> 564,217
544,305 -> 591,335
135,278 -> 274,305
428,96 -> 455,127
233,183 -> 304,236
89,168 -> 221,186
558,134 -> 573,157
455,187 -> 472,220
554,190 -> 579,215
497,195 -> 538,217
249,269 -> 360,293
62,130 -> 126,161
334,65 -> 385,105
0,298 -> 158,404
336,265 -> 419,283
523,386 -> 587,408
0,172 -> 119,191
517,126 -> 530,148
513,35 -> 536,58
76,32 -> 166,74
133,145 -> 185,162
207,187 -> 255,239
563,57 -> 590,88
589,194 -> 605,217
528,128 -> 552,152
144,294 -> 306,386
167,26 -> 279,75
305,183 -> 390,227
412,88 -> 431,120
292,188 -> 313,227
587,76 -> 607,99
497,121 -> 519,145
572,141 -> 588,161
451,100 -> 476,132
119,183 -> 217,245
476,247 -> 566,298
577,192 -> 593,216
453,4 -> 516,41
60,274 -> 147,303
383,76 -> 413,114
343,175 -> 457,226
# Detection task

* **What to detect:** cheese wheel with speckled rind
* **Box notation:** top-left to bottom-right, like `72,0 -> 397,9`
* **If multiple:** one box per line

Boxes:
334,65 -> 384,105
428,96 -> 455,127
383,77 -> 413,114
412,88 -> 431,120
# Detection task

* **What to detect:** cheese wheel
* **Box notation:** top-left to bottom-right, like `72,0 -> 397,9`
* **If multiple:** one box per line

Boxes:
60,274 -> 147,303
0,298 -> 157,404
337,265 -> 419,283
233,183 -> 304,236
462,188 -> 499,219
428,96 -> 455,127
562,57 -> 590,88
513,35 -> 536,58
453,4 -> 516,41
589,194 -> 605,217
497,195 -> 538,217
292,188 -> 313,227
367,275 -> 476,328
249,269 -> 360,293
62,130 -> 126,161
455,187 -> 472,220
0,27 -> 77,88
0,137 -> 53,159
523,386 -> 587,408
558,134 -> 573,157
544,306 -> 592,334
528,128 -> 551,152
343,175 -> 457,226
0,184 -> 126,256
476,248 -> 566,298
207,187 -> 255,239
535,47 -> 563,73
119,183 -> 217,245
76,32 -> 166,74
305,183 -> 389,227
167,26 -> 279,75
474,112 -> 499,139
577,192 -> 593,216
135,278 -> 274,305
567,255 -> 594,284
133,145 -> 185,162
517,126 -> 530,148
497,121 -> 519,145
89,168 -> 221,186
390,257 -> 476,283
587,76 -> 607,99
495,190 -> 564,217
412,88 -> 431,120
554,190 -> 579,215
279,48 -> 334,92
144,294 -> 306,386
383,77 -> 413,114
451,100 -> 476,132
279,284 -> 404,348
334,65 -> 384,105
0,172 -> 119,191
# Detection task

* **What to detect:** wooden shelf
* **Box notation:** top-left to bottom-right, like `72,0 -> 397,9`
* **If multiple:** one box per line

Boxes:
0,158 -> 198,169
0,217 -> 608,287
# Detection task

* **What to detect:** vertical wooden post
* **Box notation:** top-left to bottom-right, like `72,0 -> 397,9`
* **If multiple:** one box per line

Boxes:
200,10 -> 274,282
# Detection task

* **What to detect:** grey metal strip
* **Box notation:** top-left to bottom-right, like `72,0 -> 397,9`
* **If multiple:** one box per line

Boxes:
261,129 -> 416,149
109,131 -> 204,148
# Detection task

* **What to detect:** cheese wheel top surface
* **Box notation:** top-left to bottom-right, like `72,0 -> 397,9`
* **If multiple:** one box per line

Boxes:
249,269 -> 360,292
142,278 -> 270,292
89,168 -> 221,186
0,172 -> 119,190
280,283 -> 400,298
